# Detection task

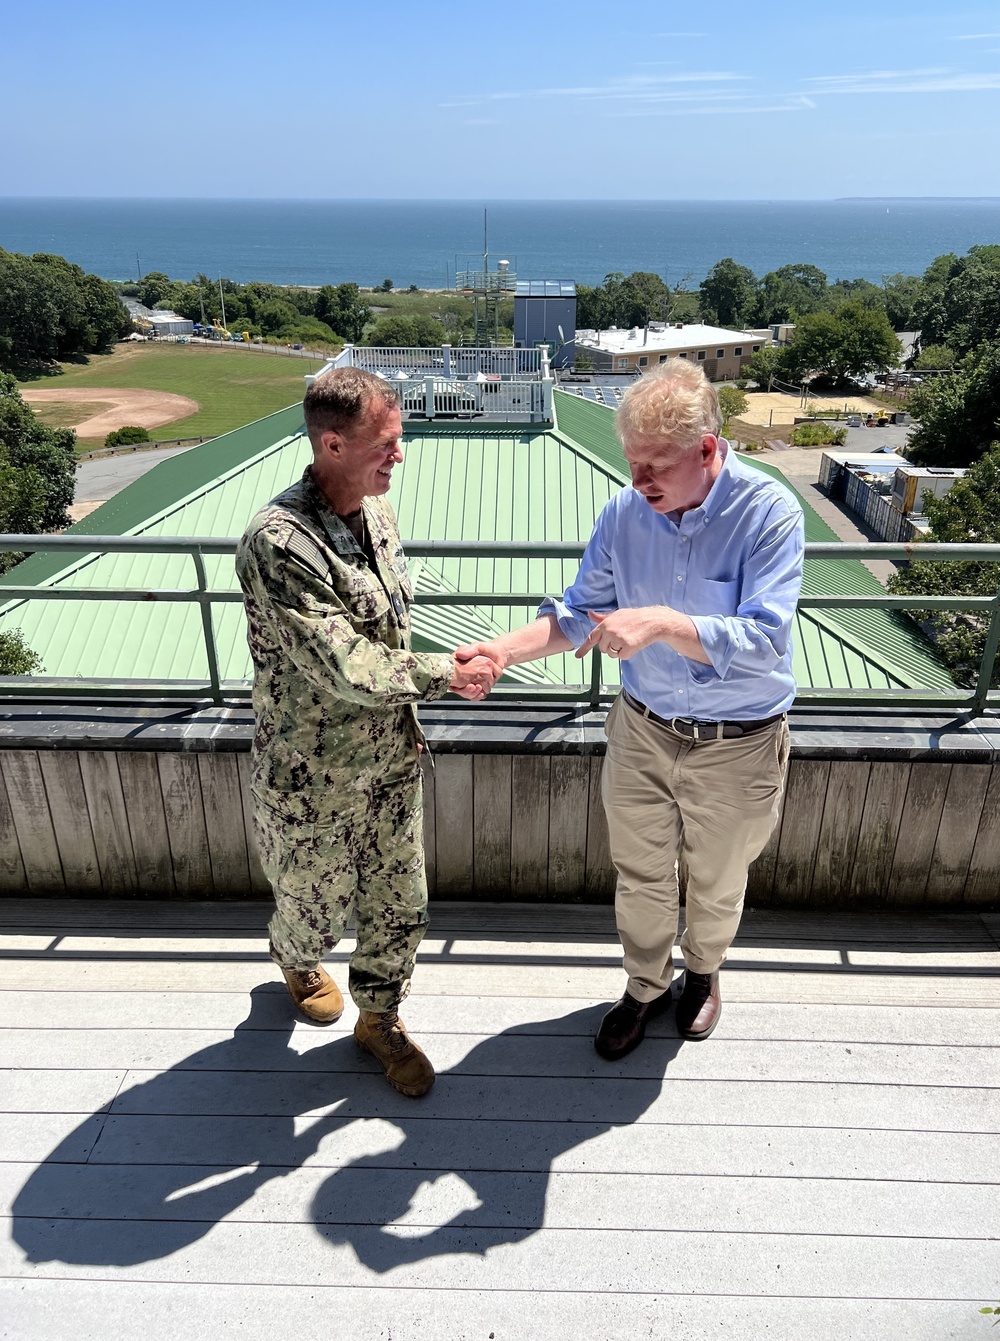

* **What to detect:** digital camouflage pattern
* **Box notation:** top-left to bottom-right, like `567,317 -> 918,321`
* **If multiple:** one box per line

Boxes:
236,467 -> 454,1008
253,777 -> 428,1011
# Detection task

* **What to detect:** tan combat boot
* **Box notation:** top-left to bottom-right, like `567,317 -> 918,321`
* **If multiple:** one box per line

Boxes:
355,1008 -> 435,1097
280,965 -> 344,1025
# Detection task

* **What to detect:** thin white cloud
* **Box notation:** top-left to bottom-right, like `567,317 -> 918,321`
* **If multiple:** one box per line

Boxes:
949,32 -> 1000,39
439,71 -> 749,109
654,31 -> 708,37
804,66 -> 1000,94
613,94 -> 815,118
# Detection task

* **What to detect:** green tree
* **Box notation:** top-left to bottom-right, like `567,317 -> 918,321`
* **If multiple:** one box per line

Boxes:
881,273 -> 924,331
315,284 -> 369,342
906,340 -> 1000,467
363,315 -> 445,348
914,246 -> 1000,355
717,385 -> 748,431
0,628 -> 42,675
137,271 -> 173,310
912,343 -> 956,371
0,374 -> 76,547
0,250 -> 130,370
786,302 -> 899,384
699,258 -> 757,328
889,444 -> 1000,685
740,345 -> 789,390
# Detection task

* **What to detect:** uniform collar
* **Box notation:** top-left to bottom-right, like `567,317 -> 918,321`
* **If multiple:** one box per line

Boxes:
302,466 -> 389,558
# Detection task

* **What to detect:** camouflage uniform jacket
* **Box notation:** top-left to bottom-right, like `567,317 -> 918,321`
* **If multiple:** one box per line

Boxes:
236,468 -> 454,816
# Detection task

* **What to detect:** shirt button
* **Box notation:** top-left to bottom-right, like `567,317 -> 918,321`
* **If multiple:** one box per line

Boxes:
680,536 -> 688,543
676,575 -> 683,581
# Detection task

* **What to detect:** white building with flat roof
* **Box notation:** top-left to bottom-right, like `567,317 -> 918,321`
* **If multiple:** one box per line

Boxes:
575,322 -> 767,380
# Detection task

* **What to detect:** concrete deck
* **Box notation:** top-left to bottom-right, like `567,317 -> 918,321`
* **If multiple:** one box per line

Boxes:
2,899 -> 998,1341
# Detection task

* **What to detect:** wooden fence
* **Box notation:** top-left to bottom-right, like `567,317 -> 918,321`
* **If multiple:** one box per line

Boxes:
1,745 -> 998,908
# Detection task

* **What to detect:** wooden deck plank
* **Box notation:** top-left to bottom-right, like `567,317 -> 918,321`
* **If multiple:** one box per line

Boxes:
4,1162 -> 996,1239
116,752 -> 174,896
156,755 -> 212,896
1,1221 -> 996,1298
432,756 -> 474,897
78,752 -> 138,897
36,753 -> 102,894
4,990 -> 999,1046
2,899 -> 996,1341
0,755 -> 28,893
0,1282 -> 976,1341
472,755 -> 512,897
547,755 -> 590,901
851,761 -> 911,902
0,752 -> 63,894
811,761 -> 870,900
930,764 -> 992,905
510,755 -> 550,898
887,762 -> 949,905
772,760 -> 829,902
197,754 -> 252,898
3,1029 -> 995,1088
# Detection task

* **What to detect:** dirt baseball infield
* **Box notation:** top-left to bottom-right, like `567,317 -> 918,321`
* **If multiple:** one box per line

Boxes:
21,387 -> 199,437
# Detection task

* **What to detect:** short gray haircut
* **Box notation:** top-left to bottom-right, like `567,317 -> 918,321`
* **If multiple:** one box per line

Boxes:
303,368 -> 399,444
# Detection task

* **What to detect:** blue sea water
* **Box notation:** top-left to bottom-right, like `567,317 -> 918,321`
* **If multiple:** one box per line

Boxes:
1,198 -> 999,289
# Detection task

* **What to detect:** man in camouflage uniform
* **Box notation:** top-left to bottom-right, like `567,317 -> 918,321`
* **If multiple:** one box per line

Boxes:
236,368 -> 497,1096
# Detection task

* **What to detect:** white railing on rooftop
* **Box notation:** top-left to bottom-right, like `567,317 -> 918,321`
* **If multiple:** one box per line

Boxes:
394,377 -> 550,419
329,345 -> 544,379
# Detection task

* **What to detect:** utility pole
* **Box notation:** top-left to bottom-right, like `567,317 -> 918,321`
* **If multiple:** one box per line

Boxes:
218,277 -> 227,332
136,254 -> 142,282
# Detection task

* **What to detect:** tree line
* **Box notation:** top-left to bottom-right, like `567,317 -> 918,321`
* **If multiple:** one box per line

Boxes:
0,250 -> 132,372
125,273 -> 501,349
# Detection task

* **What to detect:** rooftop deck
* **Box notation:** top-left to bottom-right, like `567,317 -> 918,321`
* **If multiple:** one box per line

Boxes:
2,898 -> 998,1339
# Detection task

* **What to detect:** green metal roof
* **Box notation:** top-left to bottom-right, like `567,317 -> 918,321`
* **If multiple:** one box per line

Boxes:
0,395 -> 953,693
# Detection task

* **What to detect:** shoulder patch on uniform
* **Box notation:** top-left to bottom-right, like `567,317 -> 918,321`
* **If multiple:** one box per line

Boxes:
283,530 -> 332,582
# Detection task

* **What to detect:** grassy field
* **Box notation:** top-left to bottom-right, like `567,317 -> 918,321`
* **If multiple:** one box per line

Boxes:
19,343 -> 324,448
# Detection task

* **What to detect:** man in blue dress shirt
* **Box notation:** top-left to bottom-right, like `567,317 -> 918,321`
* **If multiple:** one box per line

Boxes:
458,358 -> 804,1057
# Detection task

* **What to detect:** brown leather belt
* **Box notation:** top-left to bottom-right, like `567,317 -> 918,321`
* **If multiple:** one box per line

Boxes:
622,690 -> 783,742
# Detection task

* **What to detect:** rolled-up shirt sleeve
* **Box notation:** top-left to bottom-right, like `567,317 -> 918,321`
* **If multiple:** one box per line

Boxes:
537,508 -> 619,647
688,503 -> 804,681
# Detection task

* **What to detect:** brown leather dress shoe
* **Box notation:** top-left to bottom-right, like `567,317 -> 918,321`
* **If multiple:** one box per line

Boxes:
594,989 -> 671,1060
675,970 -> 721,1041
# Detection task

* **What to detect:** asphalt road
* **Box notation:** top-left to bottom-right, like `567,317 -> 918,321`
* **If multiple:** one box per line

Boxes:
74,445 -> 195,503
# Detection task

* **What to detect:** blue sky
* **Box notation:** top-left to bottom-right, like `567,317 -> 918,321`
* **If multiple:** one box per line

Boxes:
5,0 -> 1000,198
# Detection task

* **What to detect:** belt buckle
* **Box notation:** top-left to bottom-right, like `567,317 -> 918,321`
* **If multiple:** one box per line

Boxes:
682,719 -> 724,742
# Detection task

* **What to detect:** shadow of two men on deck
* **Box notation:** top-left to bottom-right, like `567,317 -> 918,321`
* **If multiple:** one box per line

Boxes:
12,984 -> 682,1274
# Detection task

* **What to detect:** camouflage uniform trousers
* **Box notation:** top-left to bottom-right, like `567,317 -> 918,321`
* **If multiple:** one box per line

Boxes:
253,772 -> 428,1014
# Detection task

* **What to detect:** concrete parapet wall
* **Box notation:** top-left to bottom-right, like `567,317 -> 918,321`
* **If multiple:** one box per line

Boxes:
1,702 -> 998,909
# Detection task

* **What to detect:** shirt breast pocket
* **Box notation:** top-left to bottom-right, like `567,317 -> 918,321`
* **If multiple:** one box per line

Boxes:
688,575 -> 740,617
346,571 -> 391,627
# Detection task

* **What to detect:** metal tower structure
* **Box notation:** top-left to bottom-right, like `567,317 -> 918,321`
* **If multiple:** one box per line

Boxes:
455,210 -> 517,347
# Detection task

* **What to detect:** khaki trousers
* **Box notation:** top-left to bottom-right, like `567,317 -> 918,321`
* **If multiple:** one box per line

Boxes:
601,694 -> 790,1002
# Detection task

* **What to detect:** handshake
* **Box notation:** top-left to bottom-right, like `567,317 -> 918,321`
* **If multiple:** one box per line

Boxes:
447,640 -> 505,702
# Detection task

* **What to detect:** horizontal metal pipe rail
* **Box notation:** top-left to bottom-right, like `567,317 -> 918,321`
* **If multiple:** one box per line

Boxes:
2,535 -> 1000,712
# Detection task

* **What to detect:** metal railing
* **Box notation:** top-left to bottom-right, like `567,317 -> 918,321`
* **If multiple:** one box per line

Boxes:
336,345 -> 543,378
3,535 -> 1000,713
394,377 -> 551,419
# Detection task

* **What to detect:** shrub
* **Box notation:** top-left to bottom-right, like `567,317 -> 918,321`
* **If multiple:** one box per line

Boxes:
789,421 -> 848,447
104,425 -> 151,448
0,628 -> 42,674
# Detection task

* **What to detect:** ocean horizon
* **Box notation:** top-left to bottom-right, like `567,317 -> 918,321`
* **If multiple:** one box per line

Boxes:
2,197 -> 998,290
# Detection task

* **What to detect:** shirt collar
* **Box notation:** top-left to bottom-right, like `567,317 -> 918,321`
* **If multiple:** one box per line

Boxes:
697,438 -> 736,521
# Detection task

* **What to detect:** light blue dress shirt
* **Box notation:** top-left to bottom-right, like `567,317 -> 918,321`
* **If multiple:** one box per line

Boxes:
539,442 -> 805,720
